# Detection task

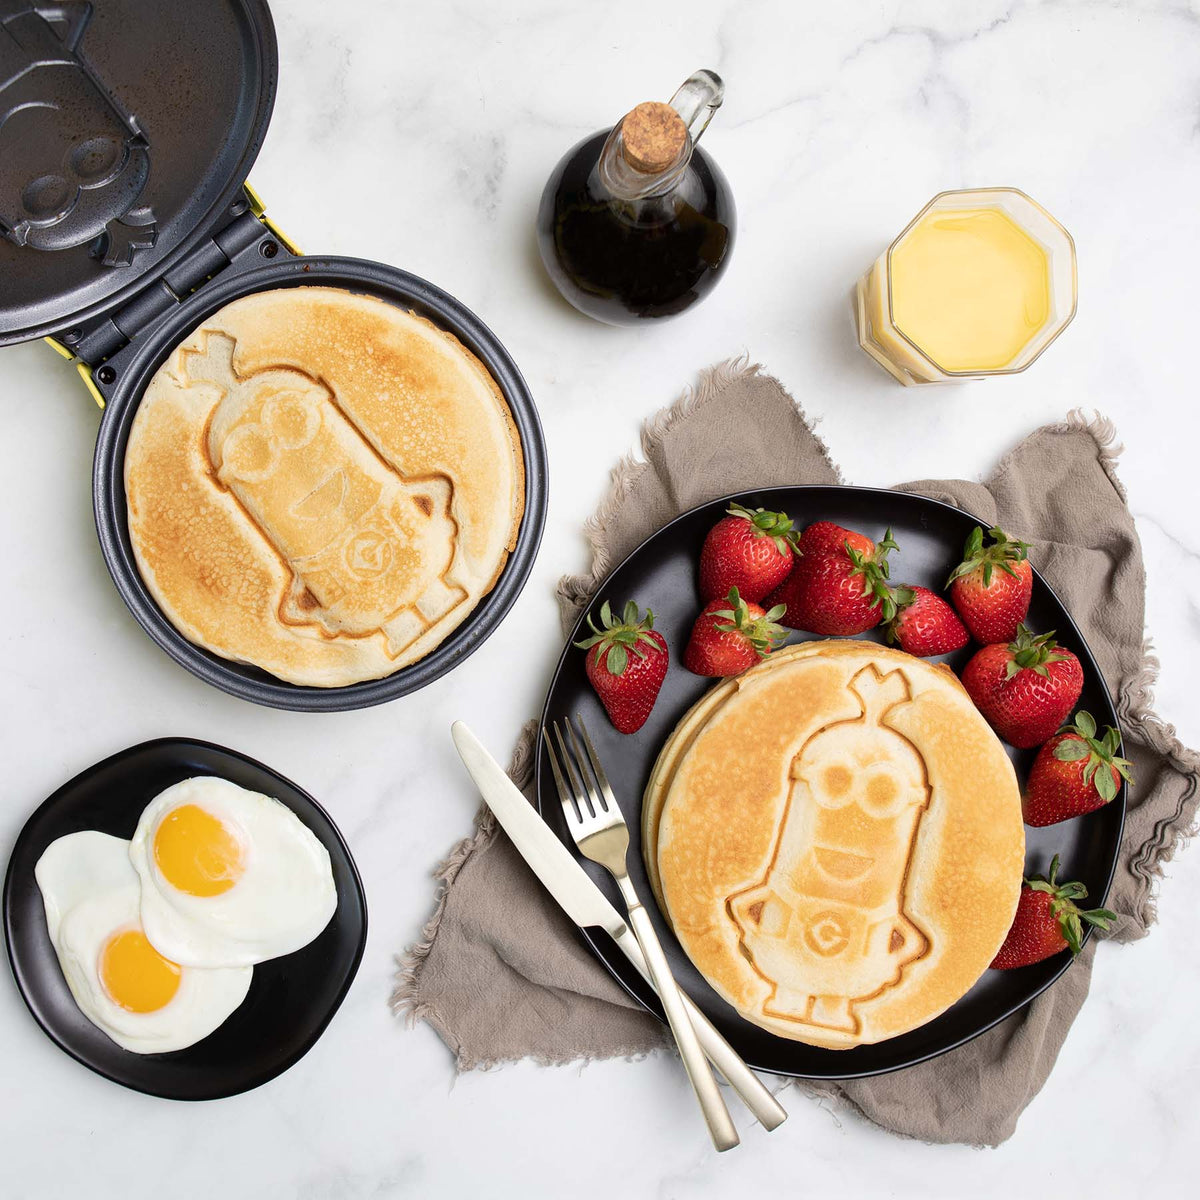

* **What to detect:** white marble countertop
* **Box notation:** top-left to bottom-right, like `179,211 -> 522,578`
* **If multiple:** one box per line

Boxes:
2,1 -> 1198,1196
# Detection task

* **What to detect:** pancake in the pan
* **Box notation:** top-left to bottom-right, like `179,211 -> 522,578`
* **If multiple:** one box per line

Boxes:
124,286 -> 524,687
644,640 -> 1024,1050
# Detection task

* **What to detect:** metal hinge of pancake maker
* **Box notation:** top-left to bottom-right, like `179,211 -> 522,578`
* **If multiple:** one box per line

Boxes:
47,186 -> 301,410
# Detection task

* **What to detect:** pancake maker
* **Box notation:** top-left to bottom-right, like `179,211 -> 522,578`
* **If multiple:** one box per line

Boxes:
0,0 -> 547,711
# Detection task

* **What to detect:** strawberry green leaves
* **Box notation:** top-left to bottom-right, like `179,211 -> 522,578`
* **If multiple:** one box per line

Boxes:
1026,854 -> 1117,955
726,503 -> 801,557
946,525 -> 1032,589
1053,711 -> 1134,802
711,587 -> 788,658
847,527 -> 900,621
574,600 -> 659,677
1004,624 -> 1068,679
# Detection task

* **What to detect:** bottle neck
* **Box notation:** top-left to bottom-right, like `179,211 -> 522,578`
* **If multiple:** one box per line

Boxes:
595,71 -> 725,203
597,124 -> 692,202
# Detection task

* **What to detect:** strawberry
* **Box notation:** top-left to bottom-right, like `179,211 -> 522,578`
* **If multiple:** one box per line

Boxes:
698,504 -> 800,603
684,588 -> 789,677
991,855 -> 1116,969
1023,711 -> 1133,827
960,624 -> 1084,748
885,585 -> 969,657
798,520 -> 875,558
766,527 -> 899,636
574,600 -> 668,734
946,525 -> 1033,644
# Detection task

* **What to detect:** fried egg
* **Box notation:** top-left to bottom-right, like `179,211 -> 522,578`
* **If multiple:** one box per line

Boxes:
35,831 -> 252,1054
129,777 -> 337,967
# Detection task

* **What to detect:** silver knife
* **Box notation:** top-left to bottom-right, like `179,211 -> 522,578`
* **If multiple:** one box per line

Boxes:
451,721 -> 787,1132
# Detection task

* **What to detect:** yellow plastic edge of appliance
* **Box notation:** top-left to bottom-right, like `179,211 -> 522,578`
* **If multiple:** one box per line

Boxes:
243,182 -> 303,257
40,338 -> 105,410
75,361 -> 106,410
43,184 -> 301,412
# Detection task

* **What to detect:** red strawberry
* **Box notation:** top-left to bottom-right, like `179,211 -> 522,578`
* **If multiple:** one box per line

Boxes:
960,625 -> 1084,748
885,585 -> 969,657
766,527 -> 899,636
574,600 -> 668,734
946,525 -> 1033,644
684,588 -> 788,677
798,520 -> 875,558
698,504 -> 800,603
991,855 -> 1116,969
1023,711 -> 1133,827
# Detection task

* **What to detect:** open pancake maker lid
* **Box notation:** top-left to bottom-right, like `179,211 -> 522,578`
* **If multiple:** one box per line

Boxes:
0,0 -> 277,347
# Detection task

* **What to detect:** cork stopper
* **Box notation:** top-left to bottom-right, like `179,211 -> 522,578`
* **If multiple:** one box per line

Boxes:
620,102 -> 687,174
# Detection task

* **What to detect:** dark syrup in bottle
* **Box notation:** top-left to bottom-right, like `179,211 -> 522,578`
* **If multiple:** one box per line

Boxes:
537,71 -> 735,326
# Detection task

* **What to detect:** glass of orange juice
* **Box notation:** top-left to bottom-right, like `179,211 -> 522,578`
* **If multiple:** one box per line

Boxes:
855,188 -> 1077,385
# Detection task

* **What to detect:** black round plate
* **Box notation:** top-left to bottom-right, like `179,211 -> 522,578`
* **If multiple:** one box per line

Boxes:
536,486 -> 1125,1079
91,255 -> 548,711
3,738 -> 367,1099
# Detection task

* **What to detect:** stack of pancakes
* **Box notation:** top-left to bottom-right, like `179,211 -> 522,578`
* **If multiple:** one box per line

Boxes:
125,287 -> 524,687
643,640 -> 1024,1050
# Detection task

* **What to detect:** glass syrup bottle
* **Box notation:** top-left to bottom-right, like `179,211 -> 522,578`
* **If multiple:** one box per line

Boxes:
537,70 -> 735,326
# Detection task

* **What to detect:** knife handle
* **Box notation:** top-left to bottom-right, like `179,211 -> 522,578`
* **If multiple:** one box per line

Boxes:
611,923 -> 787,1132
623,898 -> 740,1152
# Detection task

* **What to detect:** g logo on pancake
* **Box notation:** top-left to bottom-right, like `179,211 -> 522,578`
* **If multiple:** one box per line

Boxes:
805,911 -> 851,957
345,530 -> 394,579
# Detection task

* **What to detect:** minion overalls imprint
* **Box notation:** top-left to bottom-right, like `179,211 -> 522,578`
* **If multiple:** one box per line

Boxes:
183,331 -> 467,658
729,665 -> 932,1035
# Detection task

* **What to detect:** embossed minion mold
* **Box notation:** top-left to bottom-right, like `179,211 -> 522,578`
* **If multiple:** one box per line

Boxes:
0,1 -> 157,262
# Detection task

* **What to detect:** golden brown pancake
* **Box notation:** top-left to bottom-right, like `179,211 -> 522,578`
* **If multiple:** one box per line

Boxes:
644,641 -> 1024,1049
124,286 -> 524,687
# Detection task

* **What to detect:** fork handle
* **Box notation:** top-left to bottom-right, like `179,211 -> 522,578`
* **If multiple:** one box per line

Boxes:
620,883 -> 740,1152
610,924 -> 786,1131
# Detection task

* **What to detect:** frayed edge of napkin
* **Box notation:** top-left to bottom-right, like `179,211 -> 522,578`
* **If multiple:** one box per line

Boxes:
389,727 -> 538,1054
555,354 -> 844,630
389,813 -> 490,1059
1004,410 -> 1199,931
1121,640 -> 1200,928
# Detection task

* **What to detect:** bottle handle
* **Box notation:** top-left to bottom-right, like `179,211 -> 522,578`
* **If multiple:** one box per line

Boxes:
669,70 -> 725,148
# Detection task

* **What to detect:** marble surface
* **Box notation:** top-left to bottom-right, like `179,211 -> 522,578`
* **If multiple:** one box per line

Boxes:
1,0 -> 1198,1196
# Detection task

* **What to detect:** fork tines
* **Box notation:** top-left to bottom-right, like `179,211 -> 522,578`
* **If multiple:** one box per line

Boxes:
544,716 -> 616,826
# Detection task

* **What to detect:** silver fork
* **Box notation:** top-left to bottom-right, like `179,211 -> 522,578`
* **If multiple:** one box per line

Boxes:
546,716 -> 740,1153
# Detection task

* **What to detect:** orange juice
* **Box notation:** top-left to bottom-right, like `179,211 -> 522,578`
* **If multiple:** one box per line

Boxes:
855,189 -> 1076,385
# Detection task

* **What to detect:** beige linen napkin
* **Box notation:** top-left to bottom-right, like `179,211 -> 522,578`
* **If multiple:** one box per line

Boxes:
394,361 -> 1199,1146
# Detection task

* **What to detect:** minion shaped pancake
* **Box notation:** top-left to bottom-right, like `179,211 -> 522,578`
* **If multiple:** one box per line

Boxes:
643,641 -> 1025,1049
189,331 -> 466,658
125,287 -> 524,687
728,666 -> 931,1036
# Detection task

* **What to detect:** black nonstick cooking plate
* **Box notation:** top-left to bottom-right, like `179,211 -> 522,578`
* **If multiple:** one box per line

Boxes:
1,1 -> 547,710
536,486 -> 1125,1079
4,738 -> 367,1100
90,255 -> 548,711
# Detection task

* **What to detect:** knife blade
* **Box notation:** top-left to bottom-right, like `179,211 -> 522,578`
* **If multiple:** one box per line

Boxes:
450,721 -> 786,1132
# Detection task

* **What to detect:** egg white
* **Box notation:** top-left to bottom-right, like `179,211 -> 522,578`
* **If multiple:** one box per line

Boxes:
35,831 -> 253,1054
129,777 -> 337,967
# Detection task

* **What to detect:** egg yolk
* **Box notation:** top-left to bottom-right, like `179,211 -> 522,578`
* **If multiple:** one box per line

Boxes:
99,928 -> 182,1013
153,803 -> 245,897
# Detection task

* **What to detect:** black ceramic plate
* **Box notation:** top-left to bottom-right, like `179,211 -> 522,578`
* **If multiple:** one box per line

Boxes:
536,486 -> 1125,1079
3,738 -> 366,1099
